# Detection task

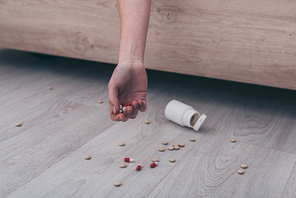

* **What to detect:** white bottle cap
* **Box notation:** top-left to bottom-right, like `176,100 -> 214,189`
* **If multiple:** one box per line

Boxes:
193,114 -> 207,131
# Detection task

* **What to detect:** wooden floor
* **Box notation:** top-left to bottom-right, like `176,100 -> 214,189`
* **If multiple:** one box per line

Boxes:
1,49 -> 296,198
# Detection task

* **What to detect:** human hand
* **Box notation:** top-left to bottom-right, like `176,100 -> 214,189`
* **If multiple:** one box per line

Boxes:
108,61 -> 147,121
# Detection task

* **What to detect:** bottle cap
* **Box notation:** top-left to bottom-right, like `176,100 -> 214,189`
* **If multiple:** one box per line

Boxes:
193,114 -> 207,131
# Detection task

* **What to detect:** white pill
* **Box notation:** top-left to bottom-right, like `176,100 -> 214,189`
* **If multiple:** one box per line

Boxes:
168,146 -> 174,151
120,163 -> 127,168
190,137 -> 196,142
159,147 -> 165,152
84,155 -> 91,160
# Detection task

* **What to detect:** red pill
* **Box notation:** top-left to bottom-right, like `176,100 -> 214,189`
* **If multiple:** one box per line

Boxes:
124,103 -> 128,107
136,164 -> 142,171
150,162 -> 158,168
128,102 -> 131,106
124,158 -> 134,163
112,110 -> 114,114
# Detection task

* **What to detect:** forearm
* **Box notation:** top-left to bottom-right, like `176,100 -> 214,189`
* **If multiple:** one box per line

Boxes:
117,0 -> 151,64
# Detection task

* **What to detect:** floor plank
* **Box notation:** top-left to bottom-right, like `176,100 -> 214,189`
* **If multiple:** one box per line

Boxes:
0,100 -> 115,196
1,49 -> 296,197
147,135 -> 296,198
206,86 -> 296,155
282,163 -> 296,198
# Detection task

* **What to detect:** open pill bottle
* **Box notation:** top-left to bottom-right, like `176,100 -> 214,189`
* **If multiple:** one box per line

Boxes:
165,100 -> 207,131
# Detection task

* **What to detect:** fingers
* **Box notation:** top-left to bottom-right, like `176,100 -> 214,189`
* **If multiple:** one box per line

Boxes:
109,105 -> 125,121
108,81 -> 120,119
138,100 -> 147,112
108,98 -> 146,121
130,101 -> 139,119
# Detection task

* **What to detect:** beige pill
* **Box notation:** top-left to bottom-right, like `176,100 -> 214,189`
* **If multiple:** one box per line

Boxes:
241,164 -> 248,169
230,138 -> 236,143
162,141 -> 169,145
190,137 -> 196,142
120,163 -> 127,168
113,181 -> 121,187
97,100 -> 103,104
144,120 -> 150,124
179,143 -> 185,147
168,146 -> 174,151
169,158 -> 176,163
48,86 -> 53,90
158,147 -> 165,152
174,146 -> 180,150
118,142 -> 125,146
152,158 -> 159,162
237,169 -> 244,174
15,123 -> 22,127
84,155 -> 91,160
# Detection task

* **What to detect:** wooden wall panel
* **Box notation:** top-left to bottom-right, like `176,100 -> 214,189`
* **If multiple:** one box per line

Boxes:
0,0 -> 296,90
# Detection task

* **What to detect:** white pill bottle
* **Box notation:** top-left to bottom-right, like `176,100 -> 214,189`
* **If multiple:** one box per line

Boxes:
165,100 -> 207,131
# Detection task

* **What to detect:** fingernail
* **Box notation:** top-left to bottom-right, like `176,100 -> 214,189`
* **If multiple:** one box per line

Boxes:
119,117 -> 124,121
139,102 -> 143,107
112,106 -> 116,114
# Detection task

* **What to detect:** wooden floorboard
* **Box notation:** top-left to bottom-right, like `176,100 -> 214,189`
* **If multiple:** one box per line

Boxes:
1,49 -> 296,197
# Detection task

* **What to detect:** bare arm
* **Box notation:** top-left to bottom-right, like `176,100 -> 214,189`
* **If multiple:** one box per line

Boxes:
117,0 -> 151,63
108,0 -> 151,121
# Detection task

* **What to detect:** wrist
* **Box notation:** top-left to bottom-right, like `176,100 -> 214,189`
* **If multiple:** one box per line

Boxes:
118,58 -> 144,66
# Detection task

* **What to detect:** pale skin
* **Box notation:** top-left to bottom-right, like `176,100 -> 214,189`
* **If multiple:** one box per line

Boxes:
108,0 -> 151,121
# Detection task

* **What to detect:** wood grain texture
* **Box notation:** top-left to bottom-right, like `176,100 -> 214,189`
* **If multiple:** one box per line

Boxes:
282,163 -> 296,198
0,1 -> 296,90
1,49 -> 296,197
147,135 -> 296,198
206,86 -> 296,155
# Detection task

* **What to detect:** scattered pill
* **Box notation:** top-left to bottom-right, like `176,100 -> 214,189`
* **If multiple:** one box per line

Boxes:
136,164 -> 142,171
241,164 -> 248,169
97,100 -> 103,104
48,86 -> 53,90
173,143 -> 179,146
118,142 -> 125,147
120,163 -> 127,168
162,141 -> 169,145
174,146 -> 180,150
230,138 -> 236,143
150,162 -> 158,168
190,137 -> 196,142
144,120 -> 150,124
169,158 -> 176,163
179,143 -> 185,147
124,158 -> 134,163
237,169 -> 244,174
158,147 -> 165,152
114,181 -> 121,187
15,123 -> 22,127
152,158 -> 159,162
168,146 -> 174,151
84,155 -> 91,160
